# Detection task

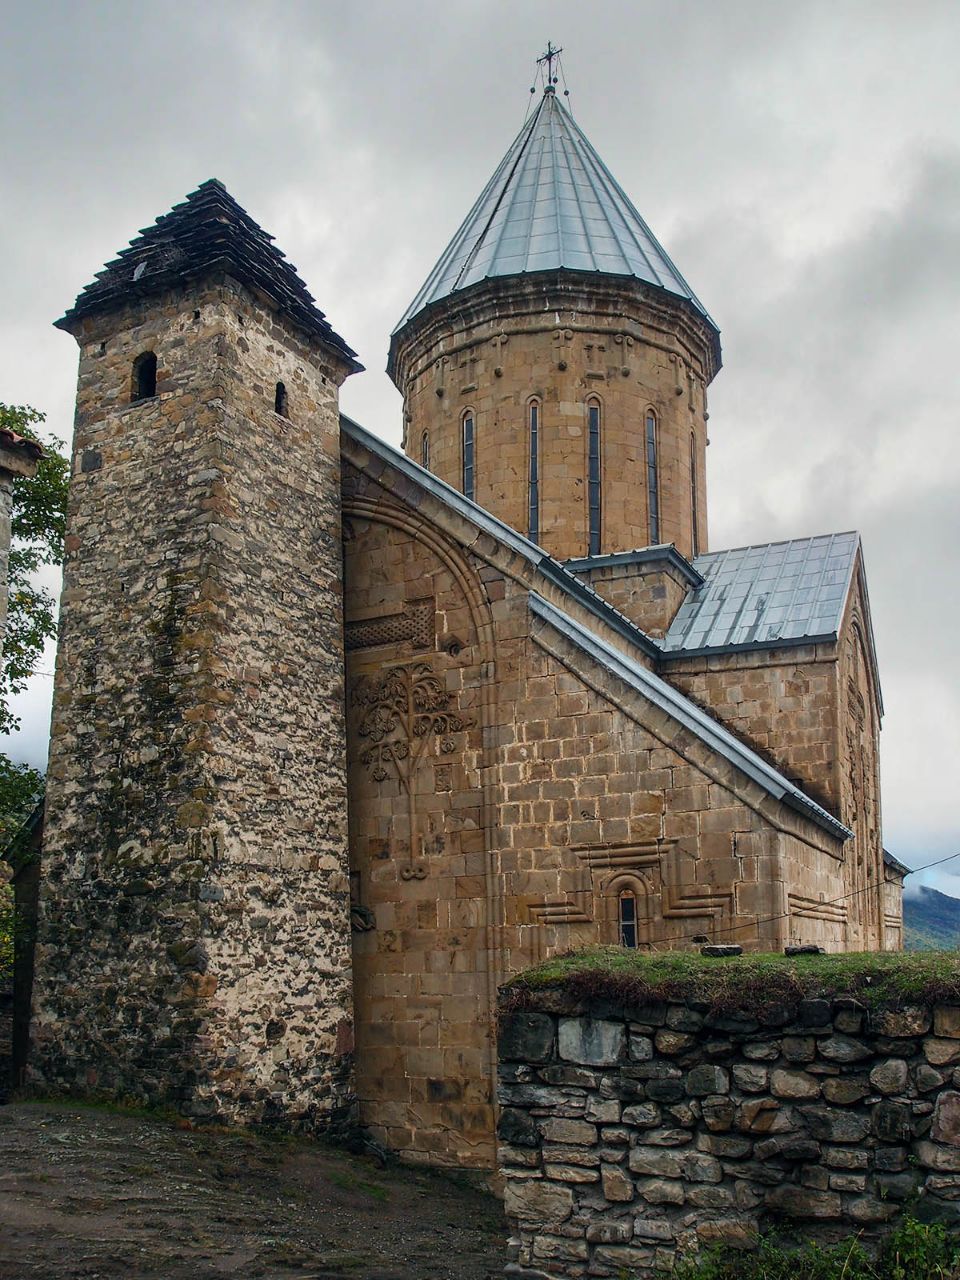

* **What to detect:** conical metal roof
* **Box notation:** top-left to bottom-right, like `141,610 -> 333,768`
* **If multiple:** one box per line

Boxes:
395,87 -> 716,334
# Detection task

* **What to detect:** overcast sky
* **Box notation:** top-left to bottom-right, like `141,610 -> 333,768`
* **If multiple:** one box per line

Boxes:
1,0 -> 958,891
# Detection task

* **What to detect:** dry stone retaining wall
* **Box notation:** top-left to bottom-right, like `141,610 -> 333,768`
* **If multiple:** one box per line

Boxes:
499,990 -> 960,1278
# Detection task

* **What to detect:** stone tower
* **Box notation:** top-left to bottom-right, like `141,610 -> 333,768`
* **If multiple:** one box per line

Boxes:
389,85 -> 722,566
31,181 -> 362,1129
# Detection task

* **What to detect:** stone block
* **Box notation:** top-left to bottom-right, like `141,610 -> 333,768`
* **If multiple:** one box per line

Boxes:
869,1058 -> 910,1095
925,1038 -> 960,1068
601,1164 -> 634,1203
933,1091 -> 960,1146
682,1152 -> 723,1183
633,1217 -> 675,1241
540,1117 -> 597,1146
817,1034 -> 872,1064
500,1011 -> 556,1063
559,1017 -> 626,1067
934,1006 -> 960,1040
846,1195 -> 898,1224
628,1146 -> 684,1178
764,1185 -> 842,1219
801,1106 -> 870,1143
916,1141 -> 960,1172
871,1101 -> 914,1143
732,1063 -> 768,1093
696,1219 -> 758,1249
685,1064 -> 729,1097
871,1006 -> 931,1037
586,1217 -> 633,1242
771,1069 -> 821,1100
503,1178 -> 574,1224
621,1102 -> 661,1128
821,1076 -> 869,1105
498,1108 -> 542,1147
636,1177 -> 686,1205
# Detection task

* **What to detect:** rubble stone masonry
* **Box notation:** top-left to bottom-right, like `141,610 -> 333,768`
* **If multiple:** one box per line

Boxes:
31,276 -> 356,1129
499,988 -> 960,1279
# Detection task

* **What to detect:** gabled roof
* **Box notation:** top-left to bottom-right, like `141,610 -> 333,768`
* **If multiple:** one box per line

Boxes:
531,594 -> 852,843
341,414 -> 659,661
661,533 -> 861,658
56,180 -> 361,370
394,87 -> 717,336
340,415 -> 851,844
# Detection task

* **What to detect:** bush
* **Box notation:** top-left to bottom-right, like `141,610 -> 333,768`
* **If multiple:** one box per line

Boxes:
668,1218 -> 960,1279
0,882 -> 11,985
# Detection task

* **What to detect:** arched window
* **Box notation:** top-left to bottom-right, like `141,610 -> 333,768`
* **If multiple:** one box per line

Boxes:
131,351 -> 157,402
618,891 -> 638,949
461,410 -> 475,501
421,430 -> 430,470
528,398 -> 541,543
690,431 -> 700,556
587,398 -> 601,555
274,381 -> 288,417
646,410 -> 660,545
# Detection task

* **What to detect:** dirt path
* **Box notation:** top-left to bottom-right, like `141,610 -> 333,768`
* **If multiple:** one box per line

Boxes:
0,1102 -> 505,1279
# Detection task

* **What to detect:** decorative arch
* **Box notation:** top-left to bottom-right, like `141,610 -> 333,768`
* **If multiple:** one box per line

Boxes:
461,408 -> 476,500
600,871 -> 654,949
342,493 -> 501,1082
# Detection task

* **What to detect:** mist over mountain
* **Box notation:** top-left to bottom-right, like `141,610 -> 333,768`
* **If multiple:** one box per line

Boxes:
904,885 -> 960,952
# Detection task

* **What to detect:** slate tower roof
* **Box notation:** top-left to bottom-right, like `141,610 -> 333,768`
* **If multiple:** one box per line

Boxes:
56,179 -> 361,370
395,86 -> 717,337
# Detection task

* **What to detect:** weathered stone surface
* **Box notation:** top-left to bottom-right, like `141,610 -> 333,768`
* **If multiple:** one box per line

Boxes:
846,1196 -> 898,1224
629,1033 -> 654,1062
771,1069 -> 821,1100
822,1146 -> 870,1169
732,1063 -> 769,1093
621,1102 -> 661,1129
916,1141 -> 960,1172
543,1162 -> 600,1183
655,1029 -> 697,1055
500,1012 -> 556,1063
743,1040 -> 780,1061
871,1101 -> 914,1143
916,1064 -> 947,1093
504,1178 -> 574,1224
636,1177 -> 685,1205
587,1217 -> 633,1242
798,999 -> 832,1028
754,1136 -> 821,1162
699,945 -> 742,957
685,1064 -> 729,1097
681,1152 -> 723,1183
802,1107 -> 870,1143
925,1037 -> 960,1067
821,1076 -> 869,1105
933,1091 -> 960,1146
764,1185 -> 842,1219
540,1117 -> 597,1146
499,1108 -> 542,1148
935,1006 -> 960,1040
531,1234 -> 588,1263
875,1172 -> 921,1201
698,1133 -> 753,1158
782,1036 -> 816,1063
558,1017 -> 625,1067
869,1058 -> 910,1095
696,1219 -> 758,1248
592,1244 -> 656,1271
871,1006 -> 931,1037
601,1164 -> 635,1203
628,1146 -> 684,1178
817,1034 -> 873,1063
701,1095 -> 736,1131
633,1217 -> 675,1241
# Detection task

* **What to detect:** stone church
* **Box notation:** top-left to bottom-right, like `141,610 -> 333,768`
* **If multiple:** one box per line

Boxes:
26,76 -> 903,1170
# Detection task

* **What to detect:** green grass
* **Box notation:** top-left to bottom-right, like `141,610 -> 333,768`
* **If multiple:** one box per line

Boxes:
501,946 -> 960,1015
667,1218 -> 960,1279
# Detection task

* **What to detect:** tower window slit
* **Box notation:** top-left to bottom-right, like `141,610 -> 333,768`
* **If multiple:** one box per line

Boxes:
588,400 -> 601,555
528,399 -> 540,543
131,351 -> 157,402
274,381 -> 288,417
646,411 -> 660,545
618,891 -> 638,949
421,430 -> 430,470
462,411 -> 475,500
690,431 -> 699,556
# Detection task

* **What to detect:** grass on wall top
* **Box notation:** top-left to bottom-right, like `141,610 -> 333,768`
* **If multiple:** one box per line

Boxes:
500,946 -> 960,1015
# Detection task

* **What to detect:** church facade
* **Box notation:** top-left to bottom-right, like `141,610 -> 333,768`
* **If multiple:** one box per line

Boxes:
28,81 -> 901,1169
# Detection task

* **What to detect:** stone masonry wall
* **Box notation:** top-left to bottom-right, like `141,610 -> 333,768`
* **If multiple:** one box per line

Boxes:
499,991 -> 960,1278
31,277 -> 356,1130
392,275 -> 715,562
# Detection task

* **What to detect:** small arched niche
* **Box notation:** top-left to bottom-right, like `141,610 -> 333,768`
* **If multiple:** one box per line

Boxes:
131,351 -> 157,402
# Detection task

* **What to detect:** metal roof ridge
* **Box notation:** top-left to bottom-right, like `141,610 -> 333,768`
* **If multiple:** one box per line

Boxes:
529,592 -> 852,843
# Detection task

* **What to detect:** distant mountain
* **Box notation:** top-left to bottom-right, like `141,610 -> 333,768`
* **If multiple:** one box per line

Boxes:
904,885 -> 960,951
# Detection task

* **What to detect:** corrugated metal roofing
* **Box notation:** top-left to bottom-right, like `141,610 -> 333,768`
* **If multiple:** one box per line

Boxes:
394,88 -> 716,333
660,533 -> 861,657
530,593 -> 852,842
